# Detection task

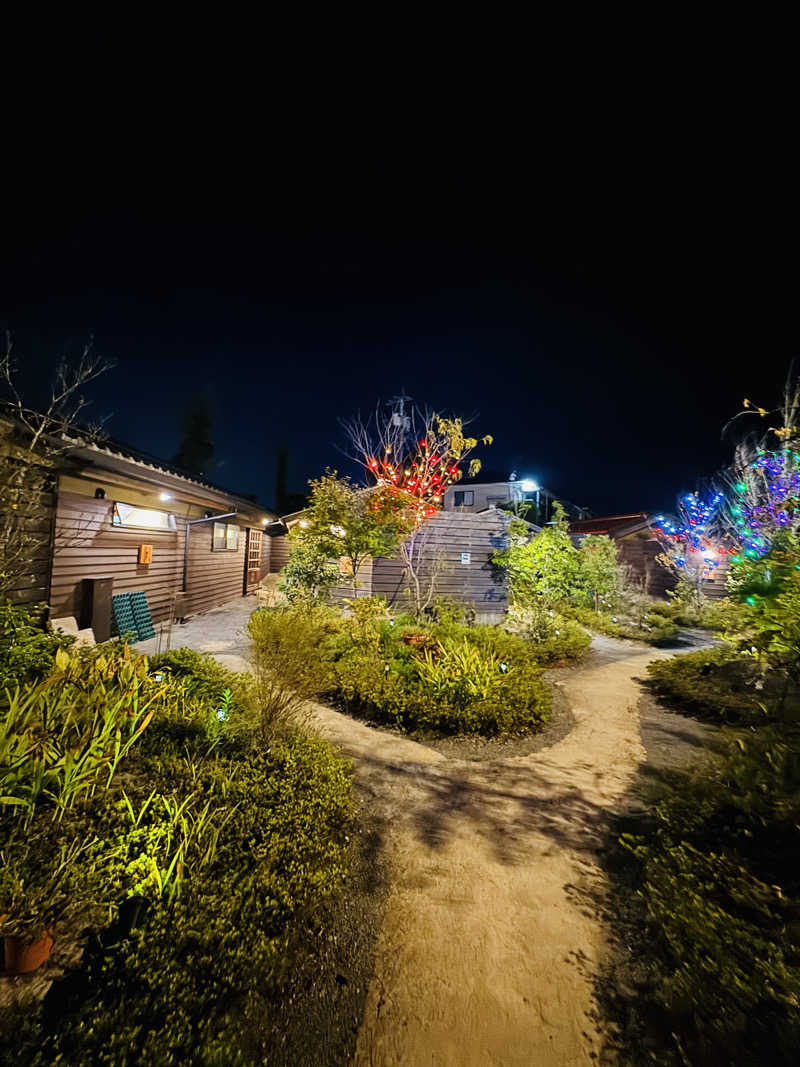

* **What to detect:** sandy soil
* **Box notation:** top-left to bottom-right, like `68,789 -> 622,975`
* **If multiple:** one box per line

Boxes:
306,636 -> 673,1067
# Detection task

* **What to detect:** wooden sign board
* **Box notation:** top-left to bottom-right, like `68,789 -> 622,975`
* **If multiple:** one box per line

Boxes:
138,544 -> 153,564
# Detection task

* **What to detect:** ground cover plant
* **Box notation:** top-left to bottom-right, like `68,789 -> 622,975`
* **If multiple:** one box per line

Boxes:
250,598 -> 574,737
606,718 -> 800,1065
0,604 -> 353,1066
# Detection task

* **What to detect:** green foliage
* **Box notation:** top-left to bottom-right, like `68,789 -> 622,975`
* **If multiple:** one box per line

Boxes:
318,611 -> 552,736
247,607 -> 334,738
505,604 -> 591,662
561,603 -> 680,646
278,533 -> 341,605
0,601 -> 74,694
494,502 -> 582,606
5,736 -> 353,1065
299,472 -> 415,593
619,723 -> 800,1063
577,534 -> 624,610
646,645 -> 797,725
725,533 -> 800,685
0,625 -> 354,1064
0,645 -> 158,822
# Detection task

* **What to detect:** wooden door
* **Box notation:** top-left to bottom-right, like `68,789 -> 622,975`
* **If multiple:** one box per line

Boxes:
245,528 -> 262,590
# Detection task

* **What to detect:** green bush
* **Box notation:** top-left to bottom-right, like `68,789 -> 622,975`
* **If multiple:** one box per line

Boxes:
618,725 -> 800,1063
0,601 -> 74,694
645,647 -> 772,724
505,604 -> 591,663
0,621 -> 355,1065
562,603 -> 680,646
6,735 -> 353,1066
329,619 -> 550,736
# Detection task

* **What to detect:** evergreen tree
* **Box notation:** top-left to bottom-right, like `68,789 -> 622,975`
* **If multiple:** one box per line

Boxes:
172,398 -> 214,476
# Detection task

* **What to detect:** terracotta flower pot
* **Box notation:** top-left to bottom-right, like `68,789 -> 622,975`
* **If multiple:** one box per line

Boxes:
1,927 -> 54,975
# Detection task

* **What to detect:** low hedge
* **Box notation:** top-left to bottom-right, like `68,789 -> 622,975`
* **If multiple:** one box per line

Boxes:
645,647 -> 772,724
253,606 -> 557,737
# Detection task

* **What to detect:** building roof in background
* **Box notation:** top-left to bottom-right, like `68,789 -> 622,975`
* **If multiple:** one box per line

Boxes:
569,513 -> 650,536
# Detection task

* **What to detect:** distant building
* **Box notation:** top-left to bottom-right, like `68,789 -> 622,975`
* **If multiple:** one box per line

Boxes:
443,470 -> 591,522
568,513 -> 685,598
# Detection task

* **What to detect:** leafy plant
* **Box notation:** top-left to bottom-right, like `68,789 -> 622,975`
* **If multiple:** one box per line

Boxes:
0,645 -> 158,821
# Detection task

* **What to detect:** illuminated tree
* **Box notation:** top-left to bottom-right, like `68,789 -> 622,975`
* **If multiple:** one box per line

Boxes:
652,491 -> 729,607
340,395 -> 492,524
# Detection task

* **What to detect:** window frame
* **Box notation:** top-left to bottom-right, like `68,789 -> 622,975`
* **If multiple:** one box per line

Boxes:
111,501 -> 177,532
453,489 -> 475,507
212,521 -> 241,552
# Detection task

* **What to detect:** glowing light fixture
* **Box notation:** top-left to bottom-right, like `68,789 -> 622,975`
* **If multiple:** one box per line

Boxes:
521,479 -> 538,492
159,492 -> 173,502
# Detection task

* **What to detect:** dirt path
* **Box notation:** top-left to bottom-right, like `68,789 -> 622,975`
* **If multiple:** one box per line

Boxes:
307,636 -> 670,1067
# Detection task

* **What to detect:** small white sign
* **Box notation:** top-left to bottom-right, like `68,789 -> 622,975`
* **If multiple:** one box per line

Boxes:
460,552 -> 471,565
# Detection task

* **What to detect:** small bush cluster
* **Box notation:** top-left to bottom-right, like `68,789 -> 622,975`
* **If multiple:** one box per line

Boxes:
0,601 -> 74,693
616,724 -> 800,1063
0,604 -> 353,1065
645,646 -> 786,724
560,602 -> 680,646
504,604 -> 591,662
250,601 -> 556,737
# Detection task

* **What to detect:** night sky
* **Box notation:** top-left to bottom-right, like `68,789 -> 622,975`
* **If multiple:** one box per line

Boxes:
2,142 -> 795,516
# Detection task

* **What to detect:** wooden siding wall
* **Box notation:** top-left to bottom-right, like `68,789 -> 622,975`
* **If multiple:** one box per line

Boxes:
372,512 -> 509,617
4,489 -> 56,607
51,492 -> 267,624
269,534 -> 291,573
184,520 -> 248,616
51,491 -> 185,623
617,534 -> 676,599
330,557 -> 373,604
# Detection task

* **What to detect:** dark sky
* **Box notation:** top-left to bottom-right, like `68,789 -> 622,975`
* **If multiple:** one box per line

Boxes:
2,116 -> 796,515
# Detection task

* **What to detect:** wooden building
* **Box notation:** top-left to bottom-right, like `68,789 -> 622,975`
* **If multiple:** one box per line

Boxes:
2,415 -> 276,630
568,513 -> 680,598
271,508 -> 514,621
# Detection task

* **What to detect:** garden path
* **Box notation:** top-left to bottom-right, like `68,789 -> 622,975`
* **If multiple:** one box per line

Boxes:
139,601 -> 685,1065
310,636 -> 673,1067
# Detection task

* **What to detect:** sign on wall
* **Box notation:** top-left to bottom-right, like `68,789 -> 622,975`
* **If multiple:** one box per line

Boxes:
460,552 -> 471,565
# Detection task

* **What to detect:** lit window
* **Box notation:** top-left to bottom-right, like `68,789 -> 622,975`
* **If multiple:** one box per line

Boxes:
453,490 -> 474,507
212,522 -> 240,551
112,501 -> 176,531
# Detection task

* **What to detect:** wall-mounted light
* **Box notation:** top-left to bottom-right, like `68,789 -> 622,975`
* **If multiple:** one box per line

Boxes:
262,518 -> 269,525
521,479 -> 539,492
94,487 -> 106,499
159,492 -> 173,502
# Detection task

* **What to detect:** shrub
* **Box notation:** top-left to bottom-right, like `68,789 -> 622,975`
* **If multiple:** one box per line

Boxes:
247,607 -> 333,738
277,536 -> 341,606
617,724 -> 800,1063
505,604 -> 591,663
562,603 -> 680,646
6,735 -> 353,1065
0,601 -> 74,694
0,645 -> 157,822
577,534 -> 624,610
330,620 -> 550,736
645,647 -> 772,724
